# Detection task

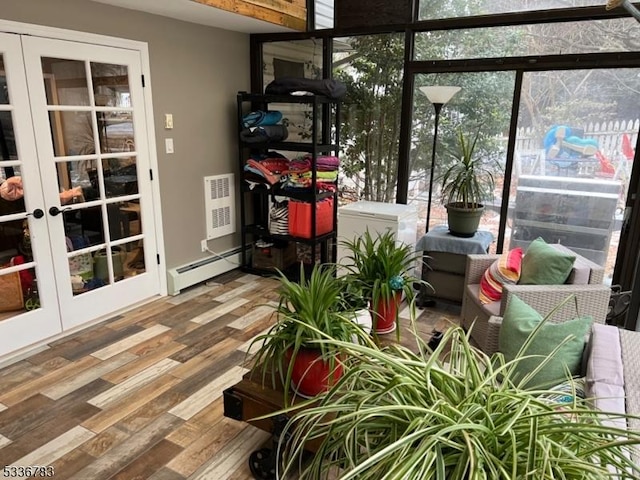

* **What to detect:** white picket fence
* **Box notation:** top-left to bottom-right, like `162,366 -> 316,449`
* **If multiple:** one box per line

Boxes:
514,119 -> 638,179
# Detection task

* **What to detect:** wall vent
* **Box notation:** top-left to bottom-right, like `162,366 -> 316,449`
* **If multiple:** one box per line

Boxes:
204,174 -> 235,239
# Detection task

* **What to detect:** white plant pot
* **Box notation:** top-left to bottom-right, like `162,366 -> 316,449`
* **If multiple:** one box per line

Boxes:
350,308 -> 373,343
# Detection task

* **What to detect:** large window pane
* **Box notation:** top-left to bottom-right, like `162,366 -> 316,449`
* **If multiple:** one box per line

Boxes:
419,0 -> 607,21
262,39 -> 324,89
333,34 -> 405,203
261,39 -> 325,143
415,18 -> 640,61
508,69 -> 640,283
410,72 -> 516,246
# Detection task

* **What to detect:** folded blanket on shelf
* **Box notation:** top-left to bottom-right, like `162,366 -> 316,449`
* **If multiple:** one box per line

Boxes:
242,110 -> 283,128
265,77 -> 347,99
289,171 -> 338,182
240,125 -> 288,143
288,158 -> 311,172
303,154 -> 340,170
282,182 -> 336,193
245,160 -> 282,185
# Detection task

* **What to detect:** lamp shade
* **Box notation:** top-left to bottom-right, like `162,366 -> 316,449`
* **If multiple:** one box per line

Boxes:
419,86 -> 461,105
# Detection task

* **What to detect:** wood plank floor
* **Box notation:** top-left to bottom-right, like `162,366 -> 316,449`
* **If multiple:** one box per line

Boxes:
0,269 -> 461,479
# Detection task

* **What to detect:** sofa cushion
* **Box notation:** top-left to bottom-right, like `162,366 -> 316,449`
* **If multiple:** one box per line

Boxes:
619,329 -> 640,429
479,247 -> 523,304
467,284 -> 501,316
585,323 -> 624,387
588,382 -> 628,430
565,252 -> 591,285
499,295 -> 593,388
584,325 -> 628,429
519,237 -> 576,285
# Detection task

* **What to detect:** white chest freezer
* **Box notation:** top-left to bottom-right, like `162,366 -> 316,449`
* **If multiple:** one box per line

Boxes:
336,201 -> 418,273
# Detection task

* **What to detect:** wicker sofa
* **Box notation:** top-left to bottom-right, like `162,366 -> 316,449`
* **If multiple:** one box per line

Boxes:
461,246 -> 612,353
484,314 -> 640,464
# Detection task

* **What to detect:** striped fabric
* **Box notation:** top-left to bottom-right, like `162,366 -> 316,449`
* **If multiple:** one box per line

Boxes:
479,247 -> 523,304
269,203 -> 289,235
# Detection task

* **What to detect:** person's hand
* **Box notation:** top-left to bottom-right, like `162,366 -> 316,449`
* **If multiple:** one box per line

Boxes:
0,176 -> 24,201
59,186 -> 84,205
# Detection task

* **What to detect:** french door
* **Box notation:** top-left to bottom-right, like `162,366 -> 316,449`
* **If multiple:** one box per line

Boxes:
0,33 -> 161,356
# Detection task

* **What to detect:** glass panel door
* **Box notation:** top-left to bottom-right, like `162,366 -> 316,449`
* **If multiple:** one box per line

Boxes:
0,32 -> 61,356
507,68 -> 640,283
22,36 -> 159,331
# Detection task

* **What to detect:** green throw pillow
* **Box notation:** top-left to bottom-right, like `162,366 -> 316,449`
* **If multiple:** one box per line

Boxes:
519,237 -> 576,285
498,295 -> 592,388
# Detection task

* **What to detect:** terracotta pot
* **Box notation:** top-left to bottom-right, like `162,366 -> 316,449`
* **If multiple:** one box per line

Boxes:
286,347 -> 343,398
372,292 -> 401,334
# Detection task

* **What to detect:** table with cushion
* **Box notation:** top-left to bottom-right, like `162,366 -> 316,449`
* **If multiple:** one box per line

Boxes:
416,225 -> 494,304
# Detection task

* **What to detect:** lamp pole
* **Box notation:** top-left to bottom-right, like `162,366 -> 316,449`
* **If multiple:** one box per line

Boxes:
425,102 -> 443,233
419,86 -> 461,233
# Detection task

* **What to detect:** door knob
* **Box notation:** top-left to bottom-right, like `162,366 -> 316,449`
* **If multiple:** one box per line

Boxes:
26,208 -> 44,219
48,206 -> 72,216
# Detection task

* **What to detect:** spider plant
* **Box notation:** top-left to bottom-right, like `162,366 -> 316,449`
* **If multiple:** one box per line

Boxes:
340,229 -> 427,336
249,263 -> 374,405
266,325 -> 640,479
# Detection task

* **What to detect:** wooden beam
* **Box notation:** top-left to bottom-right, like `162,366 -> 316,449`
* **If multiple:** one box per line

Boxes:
191,0 -> 306,31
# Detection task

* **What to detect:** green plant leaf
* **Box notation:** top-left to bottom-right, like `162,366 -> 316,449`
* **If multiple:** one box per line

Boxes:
255,327 -> 640,479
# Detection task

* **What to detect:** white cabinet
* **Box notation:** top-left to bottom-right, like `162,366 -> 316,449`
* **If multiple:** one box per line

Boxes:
336,201 -> 418,273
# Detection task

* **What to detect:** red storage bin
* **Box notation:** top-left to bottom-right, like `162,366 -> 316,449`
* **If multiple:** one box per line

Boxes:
288,197 -> 334,239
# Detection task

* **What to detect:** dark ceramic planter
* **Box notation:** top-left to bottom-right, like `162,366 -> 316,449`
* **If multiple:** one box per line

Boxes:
445,202 -> 485,237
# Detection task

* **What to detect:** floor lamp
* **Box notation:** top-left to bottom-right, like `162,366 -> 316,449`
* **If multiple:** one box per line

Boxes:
419,86 -> 461,233
606,0 -> 640,23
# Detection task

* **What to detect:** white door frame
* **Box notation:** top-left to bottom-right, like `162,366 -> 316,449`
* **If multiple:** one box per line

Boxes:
0,19 -> 166,296
0,32 -> 63,355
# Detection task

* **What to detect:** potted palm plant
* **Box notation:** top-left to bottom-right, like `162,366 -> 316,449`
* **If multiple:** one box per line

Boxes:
268,326 -> 640,479
340,229 -> 425,336
440,127 -> 499,237
249,263 -> 373,404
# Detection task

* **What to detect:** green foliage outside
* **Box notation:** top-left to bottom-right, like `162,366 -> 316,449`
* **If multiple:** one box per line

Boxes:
332,10 -> 640,204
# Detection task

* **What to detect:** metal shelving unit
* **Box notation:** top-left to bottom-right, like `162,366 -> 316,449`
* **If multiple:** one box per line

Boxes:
236,91 -> 341,277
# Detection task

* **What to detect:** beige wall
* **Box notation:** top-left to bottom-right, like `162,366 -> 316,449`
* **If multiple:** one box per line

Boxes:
1,0 -> 250,269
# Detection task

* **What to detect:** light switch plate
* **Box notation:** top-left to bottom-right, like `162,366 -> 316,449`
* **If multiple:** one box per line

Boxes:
165,138 -> 174,154
164,113 -> 173,129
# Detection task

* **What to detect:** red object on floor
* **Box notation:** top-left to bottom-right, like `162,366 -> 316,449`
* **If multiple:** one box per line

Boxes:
287,347 -> 343,397
11,255 -> 33,295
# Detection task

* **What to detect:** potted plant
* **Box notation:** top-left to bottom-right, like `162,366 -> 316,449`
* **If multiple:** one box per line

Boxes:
340,229 -> 425,336
440,127 -> 499,237
249,263 -> 373,404
269,326 -> 640,479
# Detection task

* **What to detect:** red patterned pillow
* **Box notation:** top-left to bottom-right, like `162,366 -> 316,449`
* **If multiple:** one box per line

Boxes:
479,248 -> 524,304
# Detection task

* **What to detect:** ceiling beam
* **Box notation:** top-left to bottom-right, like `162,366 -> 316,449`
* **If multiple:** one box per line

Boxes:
190,0 -> 306,31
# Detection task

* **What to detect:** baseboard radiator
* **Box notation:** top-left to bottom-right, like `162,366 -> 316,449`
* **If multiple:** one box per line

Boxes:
167,247 -> 244,295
